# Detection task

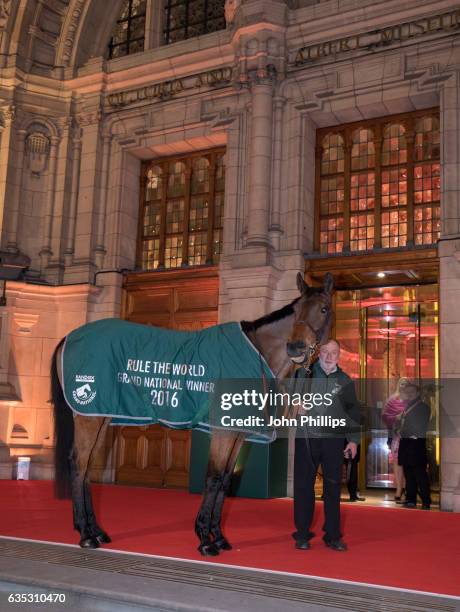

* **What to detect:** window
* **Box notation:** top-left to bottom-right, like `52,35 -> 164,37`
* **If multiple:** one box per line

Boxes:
108,0 -> 146,59
163,0 -> 226,44
315,110 -> 440,255
139,149 -> 225,270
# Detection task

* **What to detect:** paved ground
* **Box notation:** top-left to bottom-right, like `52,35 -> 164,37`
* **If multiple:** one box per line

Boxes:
0,537 -> 458,612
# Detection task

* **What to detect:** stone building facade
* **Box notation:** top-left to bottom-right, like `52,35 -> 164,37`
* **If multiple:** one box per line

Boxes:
0,0 -> 459,509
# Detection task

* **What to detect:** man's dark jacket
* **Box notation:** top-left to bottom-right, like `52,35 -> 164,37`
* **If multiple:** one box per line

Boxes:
292,361 -> 361,443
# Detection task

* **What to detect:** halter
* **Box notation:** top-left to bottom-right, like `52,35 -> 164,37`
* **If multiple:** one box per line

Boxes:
292,341 -> 318,375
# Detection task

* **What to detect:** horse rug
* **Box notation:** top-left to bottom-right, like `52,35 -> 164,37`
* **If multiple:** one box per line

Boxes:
62,319 -> 276,443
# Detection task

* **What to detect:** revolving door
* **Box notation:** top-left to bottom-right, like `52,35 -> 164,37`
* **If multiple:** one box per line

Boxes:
335,285 -> 439,490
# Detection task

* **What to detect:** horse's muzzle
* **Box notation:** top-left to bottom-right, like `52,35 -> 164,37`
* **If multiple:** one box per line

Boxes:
286,341 -> 307,358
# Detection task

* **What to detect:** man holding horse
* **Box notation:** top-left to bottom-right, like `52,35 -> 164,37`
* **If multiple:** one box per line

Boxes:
293,339 -> 361,552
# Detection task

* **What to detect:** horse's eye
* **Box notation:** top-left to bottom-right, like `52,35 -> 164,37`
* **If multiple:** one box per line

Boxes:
321,307 -> 328,314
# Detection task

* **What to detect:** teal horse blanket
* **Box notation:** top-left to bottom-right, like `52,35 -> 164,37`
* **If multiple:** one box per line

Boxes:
62,319 -> 275,442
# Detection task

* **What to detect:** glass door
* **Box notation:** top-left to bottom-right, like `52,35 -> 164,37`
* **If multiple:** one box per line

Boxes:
334,285 -> 439,490
364,300 -> 438,488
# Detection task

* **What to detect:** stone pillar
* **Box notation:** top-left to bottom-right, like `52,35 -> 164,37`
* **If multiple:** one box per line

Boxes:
269,96 -> 285,251
65,110 -> 101,283
0,106 -> 15,247
64,127 -> 82,266
93,132 -> 112,269
245,79 -> 274,247
439,71 -> 460,512
39,135 -> 60,271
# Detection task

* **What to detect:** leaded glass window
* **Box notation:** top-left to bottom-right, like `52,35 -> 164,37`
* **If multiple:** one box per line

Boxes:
108,0 -> 146,59
315,110 -> 440,255
139,149 -> 225,270
163,0 -> 226,44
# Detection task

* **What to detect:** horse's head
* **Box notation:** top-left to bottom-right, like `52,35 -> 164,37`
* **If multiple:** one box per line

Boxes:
286,273 -> 334,366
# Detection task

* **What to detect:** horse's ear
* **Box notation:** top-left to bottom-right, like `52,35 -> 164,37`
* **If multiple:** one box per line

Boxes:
296,272 -> 309,295
323,273 -> 334,295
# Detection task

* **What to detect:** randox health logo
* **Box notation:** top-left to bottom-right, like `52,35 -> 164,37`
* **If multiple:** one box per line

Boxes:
73,375 -> 97,405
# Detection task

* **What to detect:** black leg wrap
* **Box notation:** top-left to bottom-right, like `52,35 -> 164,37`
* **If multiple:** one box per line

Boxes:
198,542 -> 220,556
213,536 -> 232,551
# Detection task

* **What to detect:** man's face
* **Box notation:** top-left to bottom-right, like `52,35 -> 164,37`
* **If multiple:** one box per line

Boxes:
319,341 -> 340,373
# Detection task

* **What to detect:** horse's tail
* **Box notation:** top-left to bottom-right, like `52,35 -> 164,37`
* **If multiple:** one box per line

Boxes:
51,338 -> 73,499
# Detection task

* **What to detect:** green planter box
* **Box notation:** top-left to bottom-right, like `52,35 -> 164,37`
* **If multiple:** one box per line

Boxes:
189,430 -> 288,498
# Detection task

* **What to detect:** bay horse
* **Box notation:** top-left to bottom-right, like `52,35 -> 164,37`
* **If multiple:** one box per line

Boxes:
51,272 -> 333,555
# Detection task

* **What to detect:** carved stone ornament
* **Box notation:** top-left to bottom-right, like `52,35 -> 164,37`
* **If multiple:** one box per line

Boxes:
224,0 -> 240,25
26,130 -> 50,176
0,0 -> 11,30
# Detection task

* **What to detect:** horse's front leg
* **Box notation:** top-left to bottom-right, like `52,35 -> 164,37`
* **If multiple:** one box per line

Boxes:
210,434 -> 245,551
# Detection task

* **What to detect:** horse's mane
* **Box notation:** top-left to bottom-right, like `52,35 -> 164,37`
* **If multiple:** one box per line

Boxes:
241,286 -> 326,333
240,297 -> 300,332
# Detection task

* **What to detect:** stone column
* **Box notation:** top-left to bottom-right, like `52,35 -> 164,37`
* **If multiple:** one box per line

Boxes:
64,110 -> 101,283
269,96 -> 285,251
4,126 -> 26,253
93,132 -> 112,269
245,78 -> 274,247
64,127 -> 82,266
0,106 -> 14,246
39,135 -> 60,271
439,70 -> 460,512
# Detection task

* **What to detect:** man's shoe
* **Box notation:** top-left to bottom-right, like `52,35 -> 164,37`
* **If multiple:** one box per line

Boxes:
295,539 -> 311,550
349,495 -> 366,502
421,504 -> 431,510
325,539 -> 348,551
402,501 -> 416,508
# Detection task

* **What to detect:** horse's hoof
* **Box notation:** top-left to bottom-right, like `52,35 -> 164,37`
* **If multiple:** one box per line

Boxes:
198,543 -> 219,556
95,532 -> 111,544
214,537 -> 232,551
79,537 -> 99,549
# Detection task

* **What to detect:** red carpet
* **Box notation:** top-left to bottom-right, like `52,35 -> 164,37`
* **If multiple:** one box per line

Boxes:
0,481 -> 459,596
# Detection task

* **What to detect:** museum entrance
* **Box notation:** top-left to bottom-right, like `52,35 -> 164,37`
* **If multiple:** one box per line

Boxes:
334,283 -> 439,492
306,248 -> 440,499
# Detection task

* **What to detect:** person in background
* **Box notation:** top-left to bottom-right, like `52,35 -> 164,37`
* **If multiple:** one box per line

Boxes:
382,378 -> 409,502
345,441 -> 365,502
396,381 -> 431,510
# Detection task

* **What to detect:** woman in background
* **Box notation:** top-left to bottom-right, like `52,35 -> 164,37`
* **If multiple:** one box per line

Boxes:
397,382 -> 431,510
382,379 -> 409,502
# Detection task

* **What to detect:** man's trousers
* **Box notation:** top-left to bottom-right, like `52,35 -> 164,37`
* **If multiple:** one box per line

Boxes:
293,436 -> 345,542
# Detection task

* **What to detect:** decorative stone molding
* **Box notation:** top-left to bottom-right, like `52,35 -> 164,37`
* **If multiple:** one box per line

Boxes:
224,0 -> 241,26
0,105 -> 15,129
58,0 -> 86,67
25,130 -> 51,176
76,110 -> 102,127
12,313 -> 39,335
0,0 -> 11,31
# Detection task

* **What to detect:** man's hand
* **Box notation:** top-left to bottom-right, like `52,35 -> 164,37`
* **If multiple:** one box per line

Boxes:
344,442 -> 357,459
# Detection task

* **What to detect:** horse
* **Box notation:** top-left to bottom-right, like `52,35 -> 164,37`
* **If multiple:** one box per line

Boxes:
50,272 -> 334,556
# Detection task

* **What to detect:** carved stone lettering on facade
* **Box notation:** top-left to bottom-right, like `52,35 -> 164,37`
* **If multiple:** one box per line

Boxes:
293,8 -> 460,66
107,67 -> 233,109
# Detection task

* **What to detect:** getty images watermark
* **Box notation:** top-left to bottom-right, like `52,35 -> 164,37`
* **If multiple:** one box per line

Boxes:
219,388 -> 347,429
207,378 -> 457,439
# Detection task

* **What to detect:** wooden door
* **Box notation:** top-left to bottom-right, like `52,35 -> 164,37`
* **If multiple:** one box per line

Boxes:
115,267 -> 219,488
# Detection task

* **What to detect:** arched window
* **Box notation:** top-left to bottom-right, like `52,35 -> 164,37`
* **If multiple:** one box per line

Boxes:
315,110 -> 440,255
108,0 -> 146,59
139,150 -> 225,270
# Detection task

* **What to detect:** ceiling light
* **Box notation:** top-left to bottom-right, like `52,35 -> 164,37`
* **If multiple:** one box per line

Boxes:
377,272 -> 386,278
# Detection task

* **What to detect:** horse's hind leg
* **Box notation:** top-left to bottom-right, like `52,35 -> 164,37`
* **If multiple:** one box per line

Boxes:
210,433 -> 245,551
71,415 -> 110,548
195,431 -> 240,556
